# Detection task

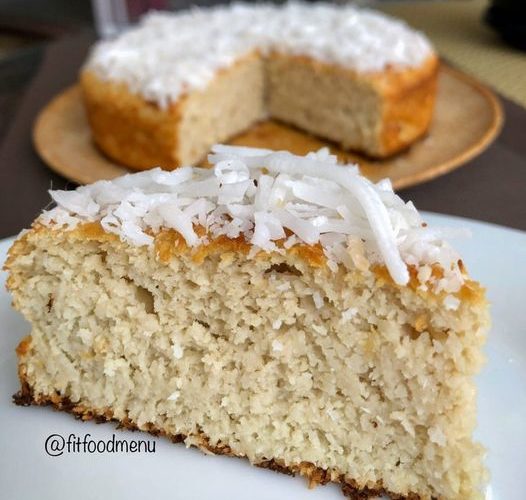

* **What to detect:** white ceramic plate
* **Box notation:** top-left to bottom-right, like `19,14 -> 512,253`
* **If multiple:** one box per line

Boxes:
1,212 -> 525,500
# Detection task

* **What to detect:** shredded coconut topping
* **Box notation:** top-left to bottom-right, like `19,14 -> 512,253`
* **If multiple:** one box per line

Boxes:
85,2 -> 433,108
41,145 -> 466,292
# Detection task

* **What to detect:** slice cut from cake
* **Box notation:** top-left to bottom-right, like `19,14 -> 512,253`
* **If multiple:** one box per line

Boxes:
81,2 -> 438,169
6,146 -> 488,499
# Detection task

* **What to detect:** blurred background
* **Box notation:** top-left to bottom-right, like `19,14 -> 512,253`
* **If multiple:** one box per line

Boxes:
0,0 -> 524,145
0,0 -> 524,238
0,0 -> 526,145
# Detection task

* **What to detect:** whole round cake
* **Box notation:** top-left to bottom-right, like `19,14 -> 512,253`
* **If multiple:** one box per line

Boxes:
81,2 -> 439,170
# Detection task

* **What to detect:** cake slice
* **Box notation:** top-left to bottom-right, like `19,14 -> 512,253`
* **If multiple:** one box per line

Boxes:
5,146 -> 488,499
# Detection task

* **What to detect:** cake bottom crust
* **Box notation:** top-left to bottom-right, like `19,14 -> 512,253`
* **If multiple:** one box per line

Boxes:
14,371 -> 425,500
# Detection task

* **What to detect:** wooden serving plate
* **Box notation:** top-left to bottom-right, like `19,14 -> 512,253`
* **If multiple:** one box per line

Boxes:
33,65 -> 502,189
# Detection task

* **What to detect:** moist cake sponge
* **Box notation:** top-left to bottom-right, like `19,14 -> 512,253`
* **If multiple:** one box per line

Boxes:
5,146 -> 488,499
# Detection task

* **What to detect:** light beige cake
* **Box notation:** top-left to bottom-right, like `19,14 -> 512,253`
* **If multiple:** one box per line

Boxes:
81,2 -> 438,170
6,146 -> 488,498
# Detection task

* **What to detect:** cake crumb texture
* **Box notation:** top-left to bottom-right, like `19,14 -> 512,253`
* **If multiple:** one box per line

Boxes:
6,225 -> 489,499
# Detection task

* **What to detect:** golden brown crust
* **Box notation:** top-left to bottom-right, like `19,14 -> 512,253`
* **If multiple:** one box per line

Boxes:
5,221 -> 485,309
15,335 -> 32,357
80,52 -> 438,169
6,221 -> 328,270
379,56 -> 438,156
81,52 -> 262,171
80,70 -> 185,171
13,360 -> 428,500
372,262 -> 486,305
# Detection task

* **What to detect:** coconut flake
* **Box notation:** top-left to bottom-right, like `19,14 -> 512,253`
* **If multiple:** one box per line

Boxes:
85,3 -> 433,109
168,391 -> 180,402
39,145 -> 466,292
272,339 -> 283,351
172,343 -> 184,359
443,295 -> 461,311
428,426 -> 447,446
342,307 -> 358,323
50,190 -> 99,218
313,292 -> 324,309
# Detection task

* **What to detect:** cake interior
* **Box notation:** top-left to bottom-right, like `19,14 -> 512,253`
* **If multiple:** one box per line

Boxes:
266,53 -> 382,155
177,53 -> 266,166
8,226 -> 487,499
175,53 -> 385,165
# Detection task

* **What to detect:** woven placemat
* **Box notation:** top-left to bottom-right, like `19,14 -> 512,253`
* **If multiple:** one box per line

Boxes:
377,0 -> 526,107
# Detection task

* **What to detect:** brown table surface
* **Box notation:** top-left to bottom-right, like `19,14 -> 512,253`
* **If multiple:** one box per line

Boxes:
0,31 -> 525,240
